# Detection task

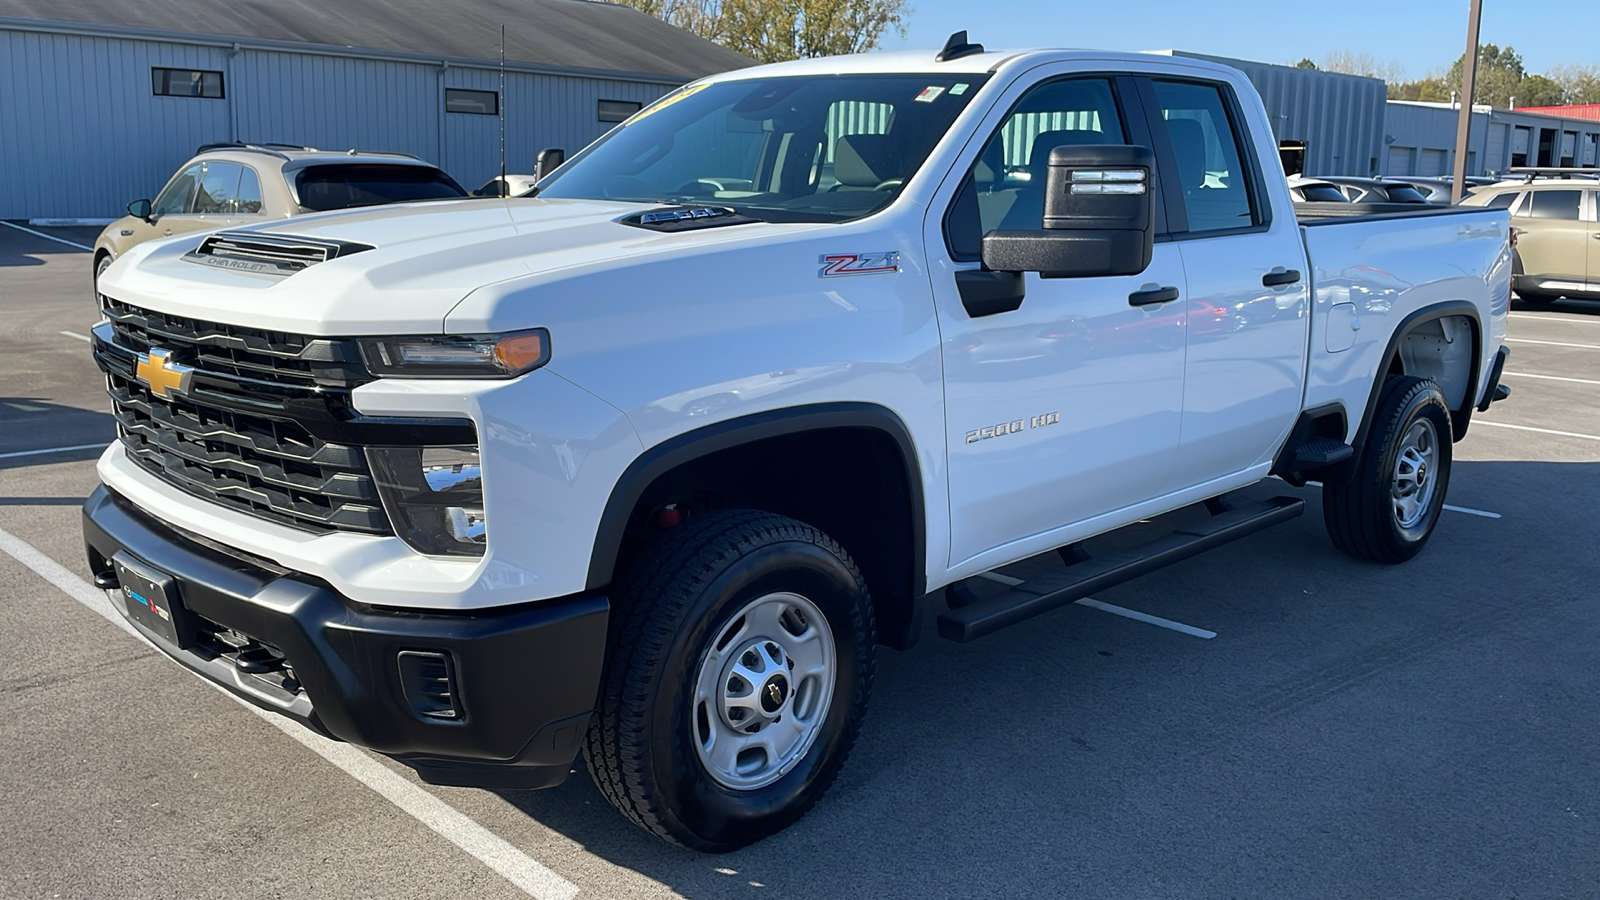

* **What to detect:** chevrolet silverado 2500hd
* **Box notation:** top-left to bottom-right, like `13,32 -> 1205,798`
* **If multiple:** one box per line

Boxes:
84,38 -> 1512,850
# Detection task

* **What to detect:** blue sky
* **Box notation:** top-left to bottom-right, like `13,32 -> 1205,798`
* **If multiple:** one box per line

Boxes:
881,0 -> 1598,80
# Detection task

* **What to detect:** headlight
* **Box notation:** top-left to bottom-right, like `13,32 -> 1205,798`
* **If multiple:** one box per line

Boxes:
360,329 -> 550,378
367,445 -> 486,557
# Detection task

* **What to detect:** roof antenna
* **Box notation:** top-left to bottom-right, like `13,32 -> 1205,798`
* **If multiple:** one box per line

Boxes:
498,23 -> 507,197
935,30 -> 984,63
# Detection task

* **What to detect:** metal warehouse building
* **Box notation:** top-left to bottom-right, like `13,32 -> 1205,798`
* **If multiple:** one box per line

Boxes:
1155,51 -> 1389,178
0,0 -> 752,220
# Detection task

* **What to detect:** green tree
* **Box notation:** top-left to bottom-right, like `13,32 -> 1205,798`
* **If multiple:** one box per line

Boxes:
622,0 -> 909,63
1294,58 -> 1317,70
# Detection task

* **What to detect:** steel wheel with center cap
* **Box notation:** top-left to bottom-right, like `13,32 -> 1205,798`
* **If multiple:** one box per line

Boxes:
584,510 -> 874,851
1324,375 -> 1453,563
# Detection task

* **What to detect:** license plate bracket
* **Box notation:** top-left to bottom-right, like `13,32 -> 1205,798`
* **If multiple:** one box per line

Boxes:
112,552 -> 191,649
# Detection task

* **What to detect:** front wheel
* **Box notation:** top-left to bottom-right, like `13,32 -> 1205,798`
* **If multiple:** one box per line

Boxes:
1323,375 -> 1453,563
583,510 -> 875,851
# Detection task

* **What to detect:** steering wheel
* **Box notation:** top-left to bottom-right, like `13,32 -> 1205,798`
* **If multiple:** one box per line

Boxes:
672,180 -> 717,198
873,179 -> 905,192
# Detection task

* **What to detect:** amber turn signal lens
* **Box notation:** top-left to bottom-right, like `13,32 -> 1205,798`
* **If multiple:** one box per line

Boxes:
494,332 -> 548,373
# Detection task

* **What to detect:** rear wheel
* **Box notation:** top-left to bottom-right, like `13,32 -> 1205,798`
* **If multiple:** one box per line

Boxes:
1323,375 -> 1453,563
584,510 -> 875,851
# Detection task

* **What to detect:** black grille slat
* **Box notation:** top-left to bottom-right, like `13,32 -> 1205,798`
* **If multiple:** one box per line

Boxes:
98,298 -> 391,536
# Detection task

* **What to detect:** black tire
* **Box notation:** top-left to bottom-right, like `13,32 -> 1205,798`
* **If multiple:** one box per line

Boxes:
1323,375 -> 1453,563
583,510 -> 875,851
93,253 -> 113,299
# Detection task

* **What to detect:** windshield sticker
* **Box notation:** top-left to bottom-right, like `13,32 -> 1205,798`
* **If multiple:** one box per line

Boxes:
627,83 -> 710,124
820,252 -> 901,278
914,86 -> 946,103
950,83 -> 970,95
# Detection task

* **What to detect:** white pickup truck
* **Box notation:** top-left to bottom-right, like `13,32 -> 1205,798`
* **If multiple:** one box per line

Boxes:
84,37 -> 1512,850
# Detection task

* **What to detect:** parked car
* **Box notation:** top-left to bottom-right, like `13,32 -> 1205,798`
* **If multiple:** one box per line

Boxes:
93,144 -> 467,288
1286,175 -> 1351,203
1319,176 -> 1432,204
1383,177 -> 1461,204
471,174 -> 541,197
85,39 -> 1511,851
1461,175 -> 1600,303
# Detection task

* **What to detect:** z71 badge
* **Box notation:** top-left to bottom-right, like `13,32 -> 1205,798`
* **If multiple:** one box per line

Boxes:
819,251 -> 900,278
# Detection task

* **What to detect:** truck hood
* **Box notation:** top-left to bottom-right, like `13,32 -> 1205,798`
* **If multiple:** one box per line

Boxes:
99,197 -> 808,335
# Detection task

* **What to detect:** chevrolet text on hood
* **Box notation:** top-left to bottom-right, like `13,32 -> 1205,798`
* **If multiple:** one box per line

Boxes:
84,33 -> 1512,851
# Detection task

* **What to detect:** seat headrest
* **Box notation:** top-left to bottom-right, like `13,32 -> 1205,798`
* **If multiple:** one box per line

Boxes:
1165,118 -> 1208,189
834,134 -> 901,187
1027,129 -> 1108,171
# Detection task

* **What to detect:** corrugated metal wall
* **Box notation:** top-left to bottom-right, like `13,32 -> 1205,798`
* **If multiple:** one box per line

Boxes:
0,25 -> 678,218
1169,52 -> 1387,177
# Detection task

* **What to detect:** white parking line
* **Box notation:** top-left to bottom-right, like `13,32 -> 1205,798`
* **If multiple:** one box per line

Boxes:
1474,420 -> 1600,442
1074,598 -> 1217,639
973,571 -> 1215,637
1504,337 -> 1600,351
1509,313 -> 1600,326
0,524 -> 578,900
60,330 -> 91,342
0,442 -> 109,460
0,219 -> 93,251
1503,371 -> 1600,387
1306,481 -> 1499,518
974,570 -> 1025,586
1442,504 -> 1502,519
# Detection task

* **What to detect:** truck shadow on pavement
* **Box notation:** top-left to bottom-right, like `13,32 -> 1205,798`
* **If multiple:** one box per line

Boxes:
0,398 -> 113,470
492,459 -> 1600,899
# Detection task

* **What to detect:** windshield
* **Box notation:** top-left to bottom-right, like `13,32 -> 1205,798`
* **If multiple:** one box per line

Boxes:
536,74 -> 991,223
295,164 -> 467,211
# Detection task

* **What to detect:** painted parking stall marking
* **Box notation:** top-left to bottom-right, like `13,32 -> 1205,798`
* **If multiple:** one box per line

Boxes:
0,523 -> 580,900
974,571 -> 1217,638
0,220 -> 93,251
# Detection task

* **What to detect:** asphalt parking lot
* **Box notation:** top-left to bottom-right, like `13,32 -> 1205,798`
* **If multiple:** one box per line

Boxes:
2,220 -> 1598,899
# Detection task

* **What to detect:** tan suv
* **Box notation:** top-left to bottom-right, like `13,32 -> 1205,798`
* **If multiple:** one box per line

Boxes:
1462,176 -> 1600,304
93,143 -> 467,288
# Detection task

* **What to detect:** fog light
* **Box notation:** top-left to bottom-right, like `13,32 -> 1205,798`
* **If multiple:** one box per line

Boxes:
367,445 -> 486,557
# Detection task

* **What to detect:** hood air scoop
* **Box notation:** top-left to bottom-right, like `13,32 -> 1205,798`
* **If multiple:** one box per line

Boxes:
184,231 -> 375,275
619,206 -> 761,232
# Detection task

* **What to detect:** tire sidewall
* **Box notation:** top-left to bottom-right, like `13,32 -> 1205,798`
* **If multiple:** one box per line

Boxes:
644,539 -> 868,848
1371,382 -> 1453,550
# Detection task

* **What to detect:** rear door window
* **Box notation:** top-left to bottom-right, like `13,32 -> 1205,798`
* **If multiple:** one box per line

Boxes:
1483,191 -> 1518,210
295,165 -> 467,211
237,167 -> 264,213
1150,80 -> 1258,233
1522,190 -> 1581,220
191,162 -> 243,214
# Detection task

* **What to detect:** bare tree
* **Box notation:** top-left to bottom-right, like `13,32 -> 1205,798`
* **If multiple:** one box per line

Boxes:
621,0 -> 909,63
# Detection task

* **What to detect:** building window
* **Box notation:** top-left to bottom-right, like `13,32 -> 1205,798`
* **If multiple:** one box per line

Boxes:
598,100 -> 642,123
153,67 -> 224,99
446,89 -> 498,116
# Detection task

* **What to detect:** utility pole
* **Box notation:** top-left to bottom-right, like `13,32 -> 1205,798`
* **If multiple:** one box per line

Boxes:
1450,0 -> 1484,204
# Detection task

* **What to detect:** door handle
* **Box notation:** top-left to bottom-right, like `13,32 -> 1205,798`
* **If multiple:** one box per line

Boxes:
1262,267 -> 1302,287
1128,285 -> 1180,306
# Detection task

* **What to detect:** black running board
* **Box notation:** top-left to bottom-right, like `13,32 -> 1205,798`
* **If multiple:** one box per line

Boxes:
937,496 -> 1305,642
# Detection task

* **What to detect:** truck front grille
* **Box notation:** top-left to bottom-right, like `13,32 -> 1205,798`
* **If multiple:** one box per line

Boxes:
96,297 -> 391,536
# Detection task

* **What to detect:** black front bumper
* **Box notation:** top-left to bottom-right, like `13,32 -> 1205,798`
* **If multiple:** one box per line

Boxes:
82,486 -> 609,789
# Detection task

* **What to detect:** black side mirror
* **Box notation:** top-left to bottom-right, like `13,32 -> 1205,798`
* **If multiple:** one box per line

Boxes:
535,148 -> 566,181
128,198 -> 153,222
981,145 -> 1155,279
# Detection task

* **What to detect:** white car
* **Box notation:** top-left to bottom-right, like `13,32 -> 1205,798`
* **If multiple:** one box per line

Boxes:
85,37 -> 1512,851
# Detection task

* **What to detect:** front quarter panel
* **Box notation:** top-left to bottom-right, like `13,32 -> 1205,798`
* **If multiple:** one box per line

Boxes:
444,215 -> 951,580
